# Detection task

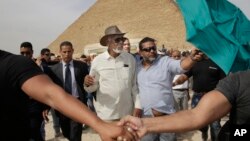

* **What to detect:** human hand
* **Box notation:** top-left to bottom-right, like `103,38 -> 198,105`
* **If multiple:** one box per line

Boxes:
97,122 -> 139,141
118,115 -> 147,138
84,75 -> 95,87
35,56 -> 42,66
133,108 -> 142,118
190,48 -> 203,62
117,125 -> 139,141
172,82 -> 177,87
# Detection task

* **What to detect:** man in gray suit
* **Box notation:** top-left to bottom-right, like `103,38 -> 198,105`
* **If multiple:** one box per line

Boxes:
51,41 -> 89,141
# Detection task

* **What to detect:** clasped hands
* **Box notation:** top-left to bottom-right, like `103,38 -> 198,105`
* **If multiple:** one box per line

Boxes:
113,116 -> 146,141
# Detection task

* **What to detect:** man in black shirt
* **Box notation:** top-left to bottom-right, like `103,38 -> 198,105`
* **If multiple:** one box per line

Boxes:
0,50 -> 137,141
173,54 -> 225,141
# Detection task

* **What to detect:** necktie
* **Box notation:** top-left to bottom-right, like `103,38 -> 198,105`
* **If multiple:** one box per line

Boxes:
65,63 -> 72,94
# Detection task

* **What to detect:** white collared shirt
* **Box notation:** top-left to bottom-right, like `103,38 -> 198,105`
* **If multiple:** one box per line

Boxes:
84,51 -> 141,120
62,60 -> 79,98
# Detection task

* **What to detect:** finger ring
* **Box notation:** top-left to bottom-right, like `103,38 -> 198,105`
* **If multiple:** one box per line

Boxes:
127,127 -> 133,132
117,136 -> 123,141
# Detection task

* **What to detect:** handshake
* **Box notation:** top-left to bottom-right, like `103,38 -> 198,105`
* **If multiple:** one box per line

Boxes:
116,116 -> 146,141
98,115 -> 146,141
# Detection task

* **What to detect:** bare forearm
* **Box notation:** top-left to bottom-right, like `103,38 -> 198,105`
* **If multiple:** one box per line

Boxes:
23,75 -> 104,133
180,56 -> 196,70
142,91 -> 231,134
174,74 -> 188,85
142,110 -> 204,133
47,84 -> 107,133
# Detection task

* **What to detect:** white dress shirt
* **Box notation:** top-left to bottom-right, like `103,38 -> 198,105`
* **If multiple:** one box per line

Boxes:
84,51 -> 141,120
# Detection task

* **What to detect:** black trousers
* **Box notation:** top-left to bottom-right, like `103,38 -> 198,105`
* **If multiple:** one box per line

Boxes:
59,115 -> 82,141
29,113 -> 44,141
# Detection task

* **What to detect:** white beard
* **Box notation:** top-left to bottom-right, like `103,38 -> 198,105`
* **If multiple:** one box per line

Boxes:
148,57 -> 156,62
113,46 -> 123,54
143,57 -> 156,62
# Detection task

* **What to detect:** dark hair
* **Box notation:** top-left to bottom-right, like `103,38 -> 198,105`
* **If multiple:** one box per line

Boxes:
50,53 -> 55,56
139,37 -> 156,50
40,48 -> 50,55
60,41 -> 73,49
123,37 -> 129,41
20,42 -> 33,50
80,54 -> 87,58
182,51 -> 190,57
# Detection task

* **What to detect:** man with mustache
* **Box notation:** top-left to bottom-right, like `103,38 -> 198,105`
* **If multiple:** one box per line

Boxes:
134,37 -> 202,141
84,25 -> 142,123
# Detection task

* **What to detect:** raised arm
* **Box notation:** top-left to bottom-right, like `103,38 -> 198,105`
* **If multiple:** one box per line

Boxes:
180,48 -> 203,70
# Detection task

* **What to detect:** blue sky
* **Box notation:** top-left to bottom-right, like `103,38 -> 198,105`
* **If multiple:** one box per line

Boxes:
0,0 -> 249,57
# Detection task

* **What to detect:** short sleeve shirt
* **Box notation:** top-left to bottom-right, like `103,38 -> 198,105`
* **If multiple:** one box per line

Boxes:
185,59 -> 225,92
215,71 -> 250,125
0,50 -> 43,139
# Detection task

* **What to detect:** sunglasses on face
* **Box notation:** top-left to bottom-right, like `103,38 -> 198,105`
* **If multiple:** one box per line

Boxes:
141,46 -> 157,52
114,37 -> 125,43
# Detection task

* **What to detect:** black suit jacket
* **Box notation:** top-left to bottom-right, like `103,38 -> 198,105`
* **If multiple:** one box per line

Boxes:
51,60 -> 88,104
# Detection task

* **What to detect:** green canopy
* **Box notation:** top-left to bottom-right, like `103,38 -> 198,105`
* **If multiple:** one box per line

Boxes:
176,0 -> 250,74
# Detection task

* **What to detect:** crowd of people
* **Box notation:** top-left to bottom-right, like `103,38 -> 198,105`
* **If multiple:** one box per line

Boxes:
1,24 -> 250,141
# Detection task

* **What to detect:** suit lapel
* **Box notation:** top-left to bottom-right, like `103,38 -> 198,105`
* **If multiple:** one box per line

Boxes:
58,62 -> 64,83
73,61 -> 79,80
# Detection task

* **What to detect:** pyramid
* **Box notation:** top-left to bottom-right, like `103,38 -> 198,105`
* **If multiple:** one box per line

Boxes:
48,0 -> 193,57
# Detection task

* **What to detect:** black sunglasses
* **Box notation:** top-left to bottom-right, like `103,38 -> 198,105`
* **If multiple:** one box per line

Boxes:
114,37 -> 125,43
141,46 -> 157,52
